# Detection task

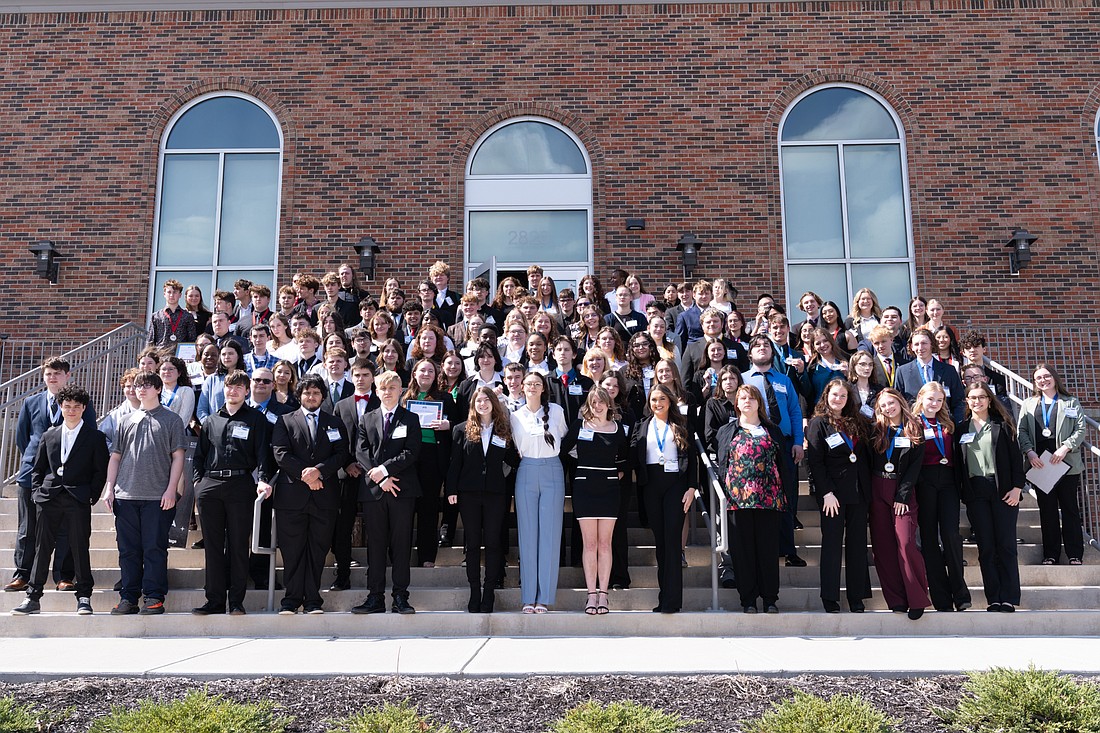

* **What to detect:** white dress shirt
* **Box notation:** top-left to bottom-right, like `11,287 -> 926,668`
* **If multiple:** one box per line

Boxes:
509,403 -> 568,458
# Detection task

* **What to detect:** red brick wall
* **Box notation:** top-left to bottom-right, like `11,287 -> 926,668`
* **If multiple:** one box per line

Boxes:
1,2 -> 1098,342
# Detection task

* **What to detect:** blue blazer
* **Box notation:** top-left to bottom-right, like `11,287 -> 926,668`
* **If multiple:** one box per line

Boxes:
16,391 -> 98,489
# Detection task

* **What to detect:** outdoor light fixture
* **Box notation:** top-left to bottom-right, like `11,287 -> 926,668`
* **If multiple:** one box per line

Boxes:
353,236 -> 382,281
28,240 -> 60,284
625,218 -> 646,231
1005,228 -> 1037,276
676,233 -> 701,279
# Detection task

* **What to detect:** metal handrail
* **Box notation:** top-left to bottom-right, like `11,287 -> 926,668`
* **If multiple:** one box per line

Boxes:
251,492 -> 277,612
694,436 -> 729,612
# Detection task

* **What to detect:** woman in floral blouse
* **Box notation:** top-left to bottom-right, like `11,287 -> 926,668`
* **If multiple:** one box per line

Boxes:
715,384 -> 792,614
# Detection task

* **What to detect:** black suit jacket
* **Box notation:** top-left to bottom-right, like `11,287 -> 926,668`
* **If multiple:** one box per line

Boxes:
31,423 -> 109,505
271,410 -> 349,512
355,406 -> 422,501
445,422 -> 520,496
805,416 -> 871,505
894,359 -> 965,422
333,393 -> 380,478
630,415 -> 698,488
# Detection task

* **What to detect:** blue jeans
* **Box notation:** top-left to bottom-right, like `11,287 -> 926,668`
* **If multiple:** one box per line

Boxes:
114,499 -> 174,603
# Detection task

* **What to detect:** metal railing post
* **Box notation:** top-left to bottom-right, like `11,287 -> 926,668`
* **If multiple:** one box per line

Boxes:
251,492 -> 277,612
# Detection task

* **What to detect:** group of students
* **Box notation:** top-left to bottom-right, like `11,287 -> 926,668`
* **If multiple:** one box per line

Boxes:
6,261 -> 1089,617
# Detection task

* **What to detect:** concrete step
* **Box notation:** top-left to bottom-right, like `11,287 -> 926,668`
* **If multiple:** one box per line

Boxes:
3,607 -> 1098,638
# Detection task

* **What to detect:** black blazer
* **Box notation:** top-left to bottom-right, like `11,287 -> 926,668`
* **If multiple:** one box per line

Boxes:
630,415 -> 698,488
445,422 -> 520,496
31,423 -> 109,505
355,406 -> 422,501
703,398 -> 735,454
333,393 -> 380,478
869,426 -> 924,504
955,417 -> 1026,502
547,371 -> 594,426
271,410 -> 349,512
804,415 -> 871,505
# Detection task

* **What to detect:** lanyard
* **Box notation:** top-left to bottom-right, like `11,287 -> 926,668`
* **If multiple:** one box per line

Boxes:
654,420 -> 671,456
921,415 -> 946,458
839,430 -> 854,453
1042,395 -> 1058,430
885,426 -> 900,463
162,385 -> 179,407
165,308 -> 184,334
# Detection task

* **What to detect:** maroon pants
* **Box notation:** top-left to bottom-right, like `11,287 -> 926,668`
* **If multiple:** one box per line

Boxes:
868,475 -> 930,611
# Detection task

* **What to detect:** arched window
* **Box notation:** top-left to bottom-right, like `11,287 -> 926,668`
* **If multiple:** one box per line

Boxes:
464,117 -> 593,293
779,85 -> 915,317
150,93 -> 281,312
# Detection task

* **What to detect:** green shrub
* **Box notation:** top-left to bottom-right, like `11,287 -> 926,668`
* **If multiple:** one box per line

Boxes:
547,700 -> 695,733
326,700 -> 465,733
744,691 -> 896,733
0,695 -> 66,732
940,665 -> 1100,732
88,689 -> 292,733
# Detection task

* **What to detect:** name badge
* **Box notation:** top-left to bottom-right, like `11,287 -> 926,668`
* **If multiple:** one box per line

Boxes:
726,348 -> 737,359
773,382 -> 788,394
859,404 -> 874,418
748,426 -> 766,437
391,425 -> 408,439
678,404 -> 689,415
664,461 -> 679,473
1066,407 -> 1080,418
231,425 -> 250,440
486,315 -> 496,324
445,297 -> 453,307
325,427 -> 341,442
894,437 -> 912,448
643,367 -> 655,379
623,425 -> 631,436
825,433 -> 845,449
944,387 -> 951,397
491,435 -> 507,448
625,319 -> 638,328
729,414 -> 737,423
579,428 -> 595,441
959,432 -> 976,445
568,384 -> 583,396
923,428 -> 936,440
266,412 -> 278,425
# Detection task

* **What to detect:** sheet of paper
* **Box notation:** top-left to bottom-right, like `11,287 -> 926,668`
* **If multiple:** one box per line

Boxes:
1026,450 -> 1070,494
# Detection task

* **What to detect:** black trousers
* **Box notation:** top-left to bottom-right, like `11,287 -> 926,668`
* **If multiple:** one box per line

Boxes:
818,502 -> 871,605
1036,472 -> 1083,561
277,502 -> 337,609
641,467 -> 687,612
966,478 -> 1021,605
915,465 -> 971,611
413,443 -> 443,565
196,487 -> 253,609
16,482 -> 73,583
28,492 -> 91,599
331,477 -> 362,578
363,494 -> 415,598
729,508 -> 780,608
458,491 -> 508,589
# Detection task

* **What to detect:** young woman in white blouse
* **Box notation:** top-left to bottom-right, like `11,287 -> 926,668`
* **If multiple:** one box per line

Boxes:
509,371 -> 569,613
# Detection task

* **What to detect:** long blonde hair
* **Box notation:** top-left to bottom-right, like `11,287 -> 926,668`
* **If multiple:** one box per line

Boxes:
913,381 -> 954,434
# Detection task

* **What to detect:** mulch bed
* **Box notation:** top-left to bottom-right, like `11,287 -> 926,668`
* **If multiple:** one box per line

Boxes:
0,674 -> 971,731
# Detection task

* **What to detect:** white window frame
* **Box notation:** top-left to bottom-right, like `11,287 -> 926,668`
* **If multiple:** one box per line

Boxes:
778,83 -> 916,314
148,91 -> 283,319
463,116 -> 593,288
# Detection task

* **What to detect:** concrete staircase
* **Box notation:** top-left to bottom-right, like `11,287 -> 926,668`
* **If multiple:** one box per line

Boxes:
1,486 -> 1097,637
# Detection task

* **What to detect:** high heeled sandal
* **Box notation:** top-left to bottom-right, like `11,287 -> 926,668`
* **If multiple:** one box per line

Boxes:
584,592 -> 598,615
596,590 -> 610,615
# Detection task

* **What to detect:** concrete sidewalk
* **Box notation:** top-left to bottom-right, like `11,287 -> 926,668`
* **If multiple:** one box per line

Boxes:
2,635 -> 1099,680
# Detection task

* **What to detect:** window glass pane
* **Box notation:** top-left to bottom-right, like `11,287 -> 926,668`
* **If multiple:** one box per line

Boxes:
851,264 -> 912,313
470,122 -> 587,175
166,96 -> 279,150
152,270 -> 211,309
844,145 -> 908,259
782,88 -> 899,142
218,154 -> 279,266
782,146 -> 844,260
156,154 -> 219,267
469,211 -> 588,263
786,264 -> 848,318
216,270 -> 275,295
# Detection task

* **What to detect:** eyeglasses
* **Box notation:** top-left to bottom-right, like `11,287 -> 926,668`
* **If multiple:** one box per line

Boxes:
252,378 -> 273,384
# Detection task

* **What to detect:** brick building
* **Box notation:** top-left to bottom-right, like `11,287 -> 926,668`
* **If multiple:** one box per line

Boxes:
2,0 -> 1099,347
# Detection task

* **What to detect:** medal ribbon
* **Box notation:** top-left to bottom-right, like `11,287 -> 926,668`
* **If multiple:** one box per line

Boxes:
921,415 -> 946,459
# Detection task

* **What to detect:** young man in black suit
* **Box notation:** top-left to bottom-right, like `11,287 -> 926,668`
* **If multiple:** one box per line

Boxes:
350,370 -> 422,615
12,386 -> 108,615
330,358 -> 380,590
271,376 -> 349,614
320,349 -> 354,413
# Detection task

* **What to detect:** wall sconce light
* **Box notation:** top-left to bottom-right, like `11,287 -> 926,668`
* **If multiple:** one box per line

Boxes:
1005,228 -> 1037,276
625,218 -> 646,231
353,236 -> 382,281
29,240 -> 60,284
676,233 -> 701,279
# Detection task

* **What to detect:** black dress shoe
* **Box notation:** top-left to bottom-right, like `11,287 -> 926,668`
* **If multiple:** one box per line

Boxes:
228,605 -> 247,616
822,600 -> 841,613
191,539 -> 205,549
652,606 -> 663,613
743,604 -> 758,614
1000,603 -> 1016,613
765,604 -> 779,614
480,588 -> 495,614
191,603 -> 225,615
350,596 -> 386,614
392,596 -> 415,614
785,554 -> 807,567
113,580 -> 123,592
329,577 -> 351,591
956,601 -> 972,612
986,603 -> 1003,612
438,524 -> 451,548
908,608 -> 925,620
794,517 -> 804,530
849,602 -> 865,613
468,586 -> 481,614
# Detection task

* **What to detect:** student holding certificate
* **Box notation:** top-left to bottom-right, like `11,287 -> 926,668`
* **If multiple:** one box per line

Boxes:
402,359 -> 455,568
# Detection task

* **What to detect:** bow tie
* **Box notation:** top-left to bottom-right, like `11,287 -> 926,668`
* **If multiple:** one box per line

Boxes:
355,394 -> 372,403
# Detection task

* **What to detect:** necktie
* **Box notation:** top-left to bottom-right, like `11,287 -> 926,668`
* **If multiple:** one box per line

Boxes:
561,373 -> 569,387
923,363 -> 932,383
760,373 -> 782,425
383,411 -> 393,438
306,412 -> 318,442
48,397 -> 60,425
332,382 -> 340,402
884,357 -> 894,386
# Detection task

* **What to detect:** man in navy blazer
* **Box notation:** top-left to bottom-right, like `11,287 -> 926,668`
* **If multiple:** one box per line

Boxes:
7,358 -> 96,593
271,376 -> 349,614
11,385 -> 108,615
350,370 -> 422,615
674,281 -> 713,349
894,328 -> 965,422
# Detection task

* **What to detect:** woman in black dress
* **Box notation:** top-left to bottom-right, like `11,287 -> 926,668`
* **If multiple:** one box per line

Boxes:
561,386 -> 629,614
